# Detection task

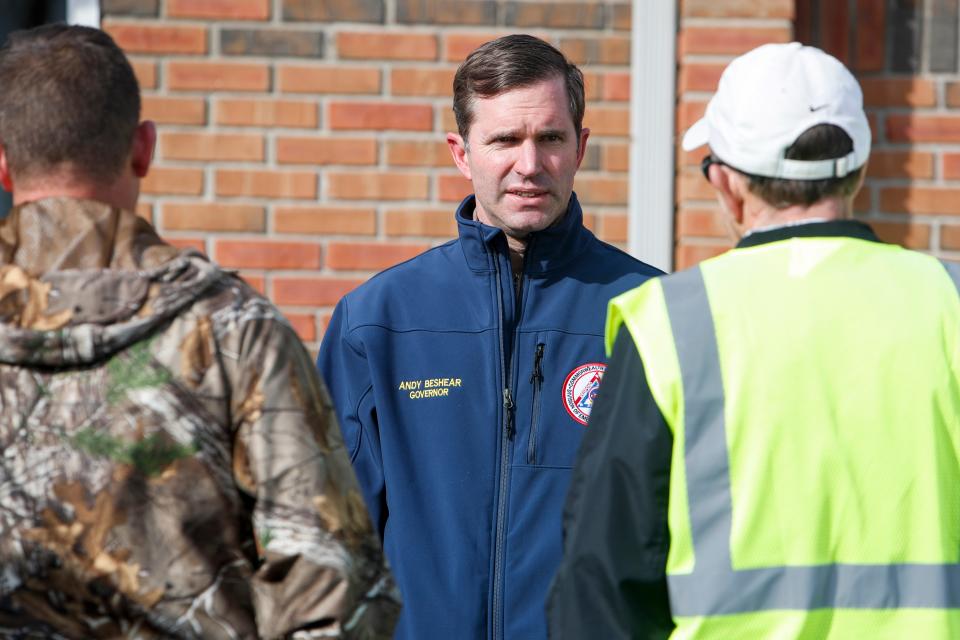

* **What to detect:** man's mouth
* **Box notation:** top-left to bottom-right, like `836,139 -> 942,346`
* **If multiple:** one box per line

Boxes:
507,189 -> 548,198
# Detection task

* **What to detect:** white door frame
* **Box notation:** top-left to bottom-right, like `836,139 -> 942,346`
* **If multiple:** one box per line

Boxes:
628,0 -> 677,272
68,0 -> 100,27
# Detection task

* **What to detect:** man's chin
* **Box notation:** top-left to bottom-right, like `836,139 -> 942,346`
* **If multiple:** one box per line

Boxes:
505,211 -> 565,236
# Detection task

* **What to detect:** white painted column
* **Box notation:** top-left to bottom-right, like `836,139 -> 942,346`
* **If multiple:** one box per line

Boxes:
629,0 -> 677,272
67,0 -> 101,27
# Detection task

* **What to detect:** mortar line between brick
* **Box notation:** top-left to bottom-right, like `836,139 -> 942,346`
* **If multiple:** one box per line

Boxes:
682,17 -> 794,28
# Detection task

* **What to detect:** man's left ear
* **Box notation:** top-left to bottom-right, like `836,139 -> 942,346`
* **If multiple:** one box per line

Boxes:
0,144 -> 12,192
131,120 -> 156,178
576,128 -> 590,168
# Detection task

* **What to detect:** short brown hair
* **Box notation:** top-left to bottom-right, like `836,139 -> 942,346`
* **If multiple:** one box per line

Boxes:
746,124 -> 864,209
452,34 -> 585,141
0,25 -> 140,184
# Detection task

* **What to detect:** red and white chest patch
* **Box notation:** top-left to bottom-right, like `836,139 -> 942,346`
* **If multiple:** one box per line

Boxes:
562,362 -> 606,426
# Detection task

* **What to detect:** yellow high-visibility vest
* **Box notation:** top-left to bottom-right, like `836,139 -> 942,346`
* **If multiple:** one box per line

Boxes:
608,234 -> 960,638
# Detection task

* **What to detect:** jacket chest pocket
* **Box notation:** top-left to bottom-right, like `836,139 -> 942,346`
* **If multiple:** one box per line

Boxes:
520,334 -> 603,468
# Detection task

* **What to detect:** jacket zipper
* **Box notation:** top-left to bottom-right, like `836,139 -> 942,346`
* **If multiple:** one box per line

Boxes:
491,239 -> 531,640
491,253 -> 511,640
526,343 -> 545,464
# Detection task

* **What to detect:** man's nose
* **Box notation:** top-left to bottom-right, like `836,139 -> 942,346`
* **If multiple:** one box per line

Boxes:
513,139 -> 541,178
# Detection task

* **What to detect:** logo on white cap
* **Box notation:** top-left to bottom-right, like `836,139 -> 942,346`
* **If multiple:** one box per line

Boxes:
682,42 -> 871,181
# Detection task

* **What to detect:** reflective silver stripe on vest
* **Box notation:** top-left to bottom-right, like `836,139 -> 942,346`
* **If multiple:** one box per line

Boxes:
940,259 -> 960,296
660,266 -> 960,617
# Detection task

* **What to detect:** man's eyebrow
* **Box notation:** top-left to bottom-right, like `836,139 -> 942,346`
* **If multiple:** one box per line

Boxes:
481,127 -> 568,143
481,128 -> 521,143
537,128 -> 567,138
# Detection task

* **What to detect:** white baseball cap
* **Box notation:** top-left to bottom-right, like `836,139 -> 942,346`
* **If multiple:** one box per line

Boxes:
682,42 -> 871,180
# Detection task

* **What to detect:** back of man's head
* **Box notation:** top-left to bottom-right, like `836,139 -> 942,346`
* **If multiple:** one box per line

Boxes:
683,42 -> 871,209
452,34 -> 584,141
0,24 -> 140,187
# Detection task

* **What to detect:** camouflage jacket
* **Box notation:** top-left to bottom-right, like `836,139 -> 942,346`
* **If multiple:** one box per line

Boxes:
0,198 -> 399,639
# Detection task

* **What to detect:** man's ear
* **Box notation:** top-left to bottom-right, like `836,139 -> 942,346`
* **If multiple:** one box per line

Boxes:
851,162 -> 868,199
709,163 -> 746,229
447,132 -> 472,181
575,127 -> 590,169
0,144 -> 13,192
131,120 -> 156,178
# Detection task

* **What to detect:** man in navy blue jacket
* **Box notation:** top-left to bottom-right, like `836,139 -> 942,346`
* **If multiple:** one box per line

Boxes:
318,34 -> 662,640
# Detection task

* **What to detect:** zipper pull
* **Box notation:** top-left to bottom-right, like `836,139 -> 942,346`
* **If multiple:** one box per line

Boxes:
530,343 -> 545,383
503,388 -> 515,439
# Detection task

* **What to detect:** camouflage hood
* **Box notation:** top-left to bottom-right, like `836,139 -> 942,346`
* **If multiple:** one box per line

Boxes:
0,197 -> 221,367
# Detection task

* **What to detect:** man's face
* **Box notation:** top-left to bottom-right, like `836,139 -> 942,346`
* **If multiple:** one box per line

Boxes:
448,76 -> 589,241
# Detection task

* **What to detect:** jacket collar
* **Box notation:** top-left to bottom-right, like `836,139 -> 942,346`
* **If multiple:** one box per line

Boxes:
735,219 -> 881,249
0,196 -> 180,275
455,192 -> 592,275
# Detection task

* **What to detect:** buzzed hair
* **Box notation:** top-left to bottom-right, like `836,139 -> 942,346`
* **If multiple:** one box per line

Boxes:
0,24 -> 141,185
453,34 -> 585,141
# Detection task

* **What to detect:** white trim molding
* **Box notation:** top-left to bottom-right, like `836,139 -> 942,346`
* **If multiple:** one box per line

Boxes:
67,0 -> 101,27
629,0 -> 677,272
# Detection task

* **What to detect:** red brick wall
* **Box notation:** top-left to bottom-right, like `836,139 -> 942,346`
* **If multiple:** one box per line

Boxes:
674,0 -> 795,269
675,0 -> 960,269
101,0 -> 633,349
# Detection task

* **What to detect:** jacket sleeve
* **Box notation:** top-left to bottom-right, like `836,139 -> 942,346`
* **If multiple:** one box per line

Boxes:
228,308 -> 400,639
547,324 -> 675,640
316,298 -> 388,540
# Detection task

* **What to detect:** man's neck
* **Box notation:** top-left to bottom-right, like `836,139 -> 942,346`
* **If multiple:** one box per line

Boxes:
744,196 -> 851,234
505,235 -> 527,275
11,173 -> 138,212
472,206 -> 530,276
